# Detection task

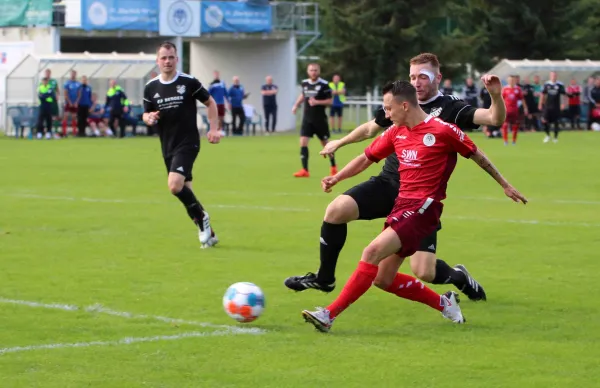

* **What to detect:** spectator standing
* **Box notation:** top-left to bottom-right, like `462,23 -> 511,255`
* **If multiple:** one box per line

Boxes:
228,76 -> 247,136
208,71 -> 228,133
77,75 -> 93,137
261,75 -> 278,133
329,74 -> 346,134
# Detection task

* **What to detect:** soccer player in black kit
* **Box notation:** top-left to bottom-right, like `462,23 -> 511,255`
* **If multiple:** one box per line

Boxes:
538,71 -> 566,144
291,63 -> 337,178
143,42 -> 222,249
285,53 -> 507,302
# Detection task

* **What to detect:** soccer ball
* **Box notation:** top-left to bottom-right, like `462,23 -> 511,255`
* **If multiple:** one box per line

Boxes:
222,282 -> 265,323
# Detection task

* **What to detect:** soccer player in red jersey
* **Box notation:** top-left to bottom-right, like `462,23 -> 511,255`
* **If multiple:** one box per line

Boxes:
302,81 -> 527,332
566,79 -> 582,130
501,75 -> 527,145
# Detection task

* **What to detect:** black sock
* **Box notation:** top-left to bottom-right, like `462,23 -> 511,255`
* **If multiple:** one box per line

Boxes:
317,222 -> 347,283
432,259 -> 466,289
328,154 -> 336,167
544,122 -> 551,136
300,146 -> 309,170
554,123 -> 559,139
174,186 -> 205,229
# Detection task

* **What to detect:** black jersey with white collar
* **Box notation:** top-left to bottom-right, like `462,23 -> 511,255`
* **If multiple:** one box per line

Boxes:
143,72 -> 210,157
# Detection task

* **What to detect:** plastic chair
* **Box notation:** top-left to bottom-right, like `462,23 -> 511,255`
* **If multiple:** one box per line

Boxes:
7,107 -> 23,138
21,106 -> 38,139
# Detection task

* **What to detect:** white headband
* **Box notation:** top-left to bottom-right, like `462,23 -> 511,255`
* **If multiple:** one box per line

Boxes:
419,69 -> 435,82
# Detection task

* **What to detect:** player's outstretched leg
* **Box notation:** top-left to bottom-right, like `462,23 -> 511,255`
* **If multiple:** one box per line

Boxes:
168,173 -> 218,249
302,227 -> 399,332
373,254 -> 466,323
411,251 -> 487,301
285,195 -> 358,293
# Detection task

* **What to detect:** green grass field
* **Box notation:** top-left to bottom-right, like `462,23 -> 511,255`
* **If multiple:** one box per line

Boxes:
1,131 -> 599,387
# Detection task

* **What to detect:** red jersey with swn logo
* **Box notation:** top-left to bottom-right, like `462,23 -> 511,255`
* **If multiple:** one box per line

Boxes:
365,116 -> 477,202
501,86 -> 523,113
567,85 -> 581,105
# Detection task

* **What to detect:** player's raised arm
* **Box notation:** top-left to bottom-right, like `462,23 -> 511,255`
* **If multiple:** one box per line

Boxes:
320,119 -> 384,157
192,79 -> 220,144
320,107 -> 389,157
442,121 -> 527,204
473,74 -> 506,126
322,127 -> 396,192
470,149 -> 527,204
291,92 -> 304,114
321,153 -> 374,193
142,85 -> 159,126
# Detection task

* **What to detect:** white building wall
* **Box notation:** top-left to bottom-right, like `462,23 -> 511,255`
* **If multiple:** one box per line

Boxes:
0,27 -> 57,55
190,37 -> 297,132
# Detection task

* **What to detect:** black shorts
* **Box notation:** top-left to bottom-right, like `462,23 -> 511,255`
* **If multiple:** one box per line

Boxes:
569,105 -> 581,117
164,147 -> 199,182
344,175 -> 440,253
526,103 -> 539,114
330,106 -> 343,117
543,109 -> 561,123
300,120 -> 330,141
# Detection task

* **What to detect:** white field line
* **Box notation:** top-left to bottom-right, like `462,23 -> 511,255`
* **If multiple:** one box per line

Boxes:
0,193 -> 309,212
1,192 -> 598,227
0,297 -> 265,333
4,190 -> 600,206
0,330 -> 253,355
203,190 -> 600,206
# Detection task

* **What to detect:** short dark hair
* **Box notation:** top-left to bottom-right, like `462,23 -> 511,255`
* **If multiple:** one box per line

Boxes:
409,53 -> 441,69
382,80 -> 418,106
157,41 -> 177,53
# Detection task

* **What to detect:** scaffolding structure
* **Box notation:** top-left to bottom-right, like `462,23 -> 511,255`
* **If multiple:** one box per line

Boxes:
3,52 -> 158,134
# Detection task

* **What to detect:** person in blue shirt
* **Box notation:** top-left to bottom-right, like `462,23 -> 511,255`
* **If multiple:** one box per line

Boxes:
261,75 -> 278,133
227,76 -> 248,135
87,92 -> 112,137
76,75 -> 92,137
63,70 -> 81,137
37,77 -> 56,139
208,70 -> 228,132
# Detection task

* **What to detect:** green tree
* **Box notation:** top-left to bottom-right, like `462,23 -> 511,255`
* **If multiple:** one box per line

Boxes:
309,0 -> 451,93
564,0 -> 600,59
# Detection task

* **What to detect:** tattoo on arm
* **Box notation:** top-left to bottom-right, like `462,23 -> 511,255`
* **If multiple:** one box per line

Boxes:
472,150 -> 506,186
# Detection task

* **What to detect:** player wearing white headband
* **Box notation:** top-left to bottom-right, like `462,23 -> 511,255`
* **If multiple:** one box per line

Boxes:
285,53 -> 506,306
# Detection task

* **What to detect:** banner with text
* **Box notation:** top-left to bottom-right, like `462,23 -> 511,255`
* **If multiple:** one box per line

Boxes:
159,0 -> 201,37
201,1 -> 272,34
0,0 -> 53,28
81,0 -> 159,31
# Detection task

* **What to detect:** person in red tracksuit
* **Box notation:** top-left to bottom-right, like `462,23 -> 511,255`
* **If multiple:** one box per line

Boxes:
501,75 -> 528,145
566,79 -> 582,130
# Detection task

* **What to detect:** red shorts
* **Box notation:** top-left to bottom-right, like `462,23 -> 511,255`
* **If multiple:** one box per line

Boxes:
64,104 -> 78,114
384,197 -> 443,258
88,117 -> 103,125
217,104 -> 225,117
505,110 -> 520,124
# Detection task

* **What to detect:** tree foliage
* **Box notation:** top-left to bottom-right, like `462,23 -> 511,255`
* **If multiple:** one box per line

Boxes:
304,0 -> 600,90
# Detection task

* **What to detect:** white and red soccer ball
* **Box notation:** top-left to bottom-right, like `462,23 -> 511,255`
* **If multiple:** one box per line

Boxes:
222,282 -> 265,323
